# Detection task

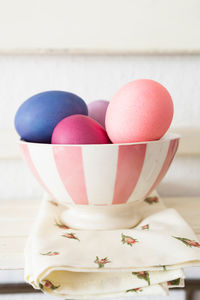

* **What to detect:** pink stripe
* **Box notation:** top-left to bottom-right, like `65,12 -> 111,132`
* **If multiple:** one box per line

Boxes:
145,139 -> 179,197
53,146 -> 88,205
20,144 -> 55,199
112,144 -> 146,204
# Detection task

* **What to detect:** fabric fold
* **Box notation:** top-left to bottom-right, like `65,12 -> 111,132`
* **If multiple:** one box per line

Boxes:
24,193 -> 200,298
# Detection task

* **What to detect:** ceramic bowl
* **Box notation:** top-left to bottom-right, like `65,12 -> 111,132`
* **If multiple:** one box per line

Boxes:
19,133 -> 179,229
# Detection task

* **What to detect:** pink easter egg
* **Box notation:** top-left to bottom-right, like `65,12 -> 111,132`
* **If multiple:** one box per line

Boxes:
105,79 -> 174,143
51,115 -> 111,144
88,100 -> 109,128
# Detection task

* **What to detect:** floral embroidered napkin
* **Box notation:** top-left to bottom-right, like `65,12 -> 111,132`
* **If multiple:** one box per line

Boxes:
24,193 -> 200,298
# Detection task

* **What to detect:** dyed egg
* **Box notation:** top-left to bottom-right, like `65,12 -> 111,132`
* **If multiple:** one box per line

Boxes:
51,115 -> 110,144
15,91 -> 88,143
105,79 -> 173,143
88,100 -> 109,128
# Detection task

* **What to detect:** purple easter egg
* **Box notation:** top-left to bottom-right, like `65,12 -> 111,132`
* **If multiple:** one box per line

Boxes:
88,100 -> 109,128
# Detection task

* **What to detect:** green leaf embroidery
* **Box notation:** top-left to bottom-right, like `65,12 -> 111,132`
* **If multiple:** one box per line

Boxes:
158,265 -> 167,271
167,278 -> 181,286
132,271 -> 150,286
132,271 -> 150,285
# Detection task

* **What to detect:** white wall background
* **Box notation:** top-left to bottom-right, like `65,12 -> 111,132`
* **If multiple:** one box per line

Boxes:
1,54 -> 200,130
0,1 -> 199,299
0,0 -> 200,54
0,54 -> 200,200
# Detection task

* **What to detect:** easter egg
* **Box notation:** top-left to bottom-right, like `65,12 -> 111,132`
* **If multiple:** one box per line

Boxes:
105,79 -> 173,143
88,100 -> 109,128
15,91 -> 88,143
51,115 -> 110,144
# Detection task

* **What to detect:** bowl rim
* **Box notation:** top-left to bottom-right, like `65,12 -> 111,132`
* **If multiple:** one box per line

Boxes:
18,132 -> 180,147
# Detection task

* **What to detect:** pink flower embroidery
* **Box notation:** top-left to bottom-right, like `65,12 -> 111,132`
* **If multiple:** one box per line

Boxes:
55,219 -> 69,229
121,234 -> 138,246
40,251 -> 59,256
44,281 -> 52,288
187,240 -> 200,247
62,232 -> 80,241
141,224 -> 149,230
173,236 -> 200,248
39,280 -> 60,290
144,196 -> 159,204
94,256 -> 111,268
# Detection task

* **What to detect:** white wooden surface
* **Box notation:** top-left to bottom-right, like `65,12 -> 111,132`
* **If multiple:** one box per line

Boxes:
0,0 -> 200,54
0,197 -> 199,270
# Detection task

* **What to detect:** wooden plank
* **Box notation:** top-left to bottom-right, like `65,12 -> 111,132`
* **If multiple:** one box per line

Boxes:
0,220 -> 34,236
163,197 -> 200,235
170,128 -> 200,156
0,0 -> 200,54
0,237 -> 27,253
0,197 -> 199,269
0,237 -> 26,269
0,252 -> 25,270
0,199 -> 40,236
0,199 -> 40,208
0,129 -> 200,160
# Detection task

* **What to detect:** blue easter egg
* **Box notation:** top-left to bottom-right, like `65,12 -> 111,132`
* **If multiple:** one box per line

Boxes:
15,90 -> 88,143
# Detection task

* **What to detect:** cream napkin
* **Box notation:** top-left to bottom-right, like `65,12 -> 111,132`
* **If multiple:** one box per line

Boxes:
24,193 -> 200,298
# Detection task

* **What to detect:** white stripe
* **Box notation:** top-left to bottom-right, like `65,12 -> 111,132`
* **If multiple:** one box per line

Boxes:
29,145 -> 73,204
82,146 -> 118,205
127,141 -> 170,203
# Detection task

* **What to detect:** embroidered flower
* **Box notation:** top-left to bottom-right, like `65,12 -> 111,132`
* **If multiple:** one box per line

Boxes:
141,224 -> 149,230
132,271 -> 150,285
62,232 -> 80,241
55,219 -> 69,229
167,278 -> 181,286
173,236 -> 200,248
144,196 -> 159,204
126,287 -> 142,293
121,234 -> 138,246
39,280 -> 60,290
40,251 -> 59,256
94,256 -> 111,268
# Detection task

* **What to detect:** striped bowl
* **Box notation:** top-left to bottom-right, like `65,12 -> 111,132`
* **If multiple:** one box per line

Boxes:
20,134 -> 179,210
20,133 -> 179,207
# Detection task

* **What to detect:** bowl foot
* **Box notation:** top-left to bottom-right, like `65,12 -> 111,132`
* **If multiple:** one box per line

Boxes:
60,201 -> 142,230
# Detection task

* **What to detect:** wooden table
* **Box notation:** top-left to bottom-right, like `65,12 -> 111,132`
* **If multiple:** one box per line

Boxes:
0,197 -> 200,297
